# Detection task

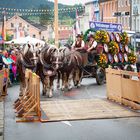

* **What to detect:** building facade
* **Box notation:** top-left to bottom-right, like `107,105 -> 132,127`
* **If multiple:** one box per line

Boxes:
131,0 -> 140,48
117,0 -> 131,30
0,15 -> 48,41
79,0 -> 100,33
131,0 -> 140,32
99,0 -> 118,23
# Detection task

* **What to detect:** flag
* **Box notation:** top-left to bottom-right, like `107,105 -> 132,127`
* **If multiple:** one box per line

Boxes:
75,10 -> 81,35
73,24 -> 76,41
1,13 -> 6,41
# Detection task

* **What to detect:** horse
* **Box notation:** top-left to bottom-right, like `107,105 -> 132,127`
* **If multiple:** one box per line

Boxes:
16,43 -> 40,96
37,45 -> 59,98
53,46 -> 84,91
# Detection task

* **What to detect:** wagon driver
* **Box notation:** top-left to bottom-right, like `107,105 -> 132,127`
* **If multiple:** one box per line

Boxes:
87,34 -> 97,64
71,34 -> 85,51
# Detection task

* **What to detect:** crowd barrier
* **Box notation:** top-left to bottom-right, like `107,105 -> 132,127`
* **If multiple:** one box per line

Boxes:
14,69 -> 41,122
106,68 -> 140,110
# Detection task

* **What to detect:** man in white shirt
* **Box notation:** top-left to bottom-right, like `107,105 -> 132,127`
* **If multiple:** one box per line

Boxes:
87,34 -> 97,64
71,34 -> 85,51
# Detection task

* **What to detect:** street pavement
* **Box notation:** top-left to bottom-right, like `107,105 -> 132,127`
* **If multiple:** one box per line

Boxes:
4,78 -> 140,140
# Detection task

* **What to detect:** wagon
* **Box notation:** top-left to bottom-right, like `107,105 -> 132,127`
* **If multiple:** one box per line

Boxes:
79,50 -> 106,85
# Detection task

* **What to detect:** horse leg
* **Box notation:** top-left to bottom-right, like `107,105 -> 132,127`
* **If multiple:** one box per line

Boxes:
68,72 -> 73,90
73,68 -> 79,87
77,68 -> 83,87
57,71 -> 61,89
61,72 -> 66,91
19,82 -> 23,96
19,79 -> 26,96
48,77 -> 54,98
42,83 -> 47,96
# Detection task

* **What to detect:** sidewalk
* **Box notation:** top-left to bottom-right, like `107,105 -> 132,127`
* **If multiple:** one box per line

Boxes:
0,101 -> 4,140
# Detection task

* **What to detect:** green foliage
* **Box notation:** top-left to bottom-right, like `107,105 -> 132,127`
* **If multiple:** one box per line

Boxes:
83,28 -> 96,42
6,34 -> 12,41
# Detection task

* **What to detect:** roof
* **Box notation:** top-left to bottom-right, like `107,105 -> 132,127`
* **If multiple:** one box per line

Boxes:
22,17 -> 47,31
6,15 -> 47,31
20,16 -> 47,31
99,0 -> 112,3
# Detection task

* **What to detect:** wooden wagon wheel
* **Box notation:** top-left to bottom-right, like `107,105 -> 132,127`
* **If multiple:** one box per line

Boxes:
95,67 -> 105,85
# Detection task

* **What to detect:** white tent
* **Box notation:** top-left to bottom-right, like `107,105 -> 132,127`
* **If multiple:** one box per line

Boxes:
6,36 -> 45,45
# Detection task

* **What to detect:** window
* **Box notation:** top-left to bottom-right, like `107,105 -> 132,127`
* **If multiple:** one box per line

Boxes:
134,0 -> 136,4
137,19 -> 139,31
19,23 -> 22,27
126,0 -> 128,6
11,23 -> 14,28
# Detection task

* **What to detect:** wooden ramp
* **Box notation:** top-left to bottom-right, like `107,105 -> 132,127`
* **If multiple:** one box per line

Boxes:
40,99 -> 140,122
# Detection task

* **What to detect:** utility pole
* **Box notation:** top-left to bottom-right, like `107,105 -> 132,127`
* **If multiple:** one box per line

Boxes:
54,0 -> 59,48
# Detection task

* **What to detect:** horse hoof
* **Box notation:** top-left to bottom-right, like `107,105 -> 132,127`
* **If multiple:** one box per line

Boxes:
68,86 -> 72,91
42,92 -> 46,96
48,94 -> 53,98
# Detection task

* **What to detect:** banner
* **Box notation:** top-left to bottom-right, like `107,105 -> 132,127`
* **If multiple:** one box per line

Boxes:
89,21 -> 122,32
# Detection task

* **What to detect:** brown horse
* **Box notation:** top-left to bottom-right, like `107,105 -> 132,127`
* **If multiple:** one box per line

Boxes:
54,46 -> 84,91
16,44 -> 40,96
37,45 -> 58,98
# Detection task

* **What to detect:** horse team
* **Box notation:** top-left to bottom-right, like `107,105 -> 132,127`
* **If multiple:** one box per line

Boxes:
17,44 -> 85,98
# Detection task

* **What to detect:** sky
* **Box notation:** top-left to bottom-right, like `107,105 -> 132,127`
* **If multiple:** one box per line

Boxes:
50,0 -> 91,5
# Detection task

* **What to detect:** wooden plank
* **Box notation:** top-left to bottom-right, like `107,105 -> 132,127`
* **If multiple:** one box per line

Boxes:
40,99 -> 140,122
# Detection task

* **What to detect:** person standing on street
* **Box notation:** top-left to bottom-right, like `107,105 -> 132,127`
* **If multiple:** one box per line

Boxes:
136,50 -> 140,72
0,50 -> 3,70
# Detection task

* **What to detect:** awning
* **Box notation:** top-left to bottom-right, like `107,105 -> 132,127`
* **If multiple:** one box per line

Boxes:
5,36 -> 45,45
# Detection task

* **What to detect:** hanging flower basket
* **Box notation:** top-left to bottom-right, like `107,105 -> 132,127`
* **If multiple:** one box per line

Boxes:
98,53 -> 108,68
120,32 -> 129,45
108,41 -> 119,55
94,30 -> 110,43
128,53 -> 137,64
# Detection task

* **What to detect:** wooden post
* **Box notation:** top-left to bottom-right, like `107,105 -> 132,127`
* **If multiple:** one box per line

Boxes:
54,0 -> 59,48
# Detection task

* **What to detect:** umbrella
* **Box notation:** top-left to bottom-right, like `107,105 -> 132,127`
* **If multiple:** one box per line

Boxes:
5,36 -> 45,45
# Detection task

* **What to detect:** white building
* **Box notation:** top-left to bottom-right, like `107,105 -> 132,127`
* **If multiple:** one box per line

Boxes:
131,0 -> 140,48
131,0 -> 140,32
79,0 -> 100,33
